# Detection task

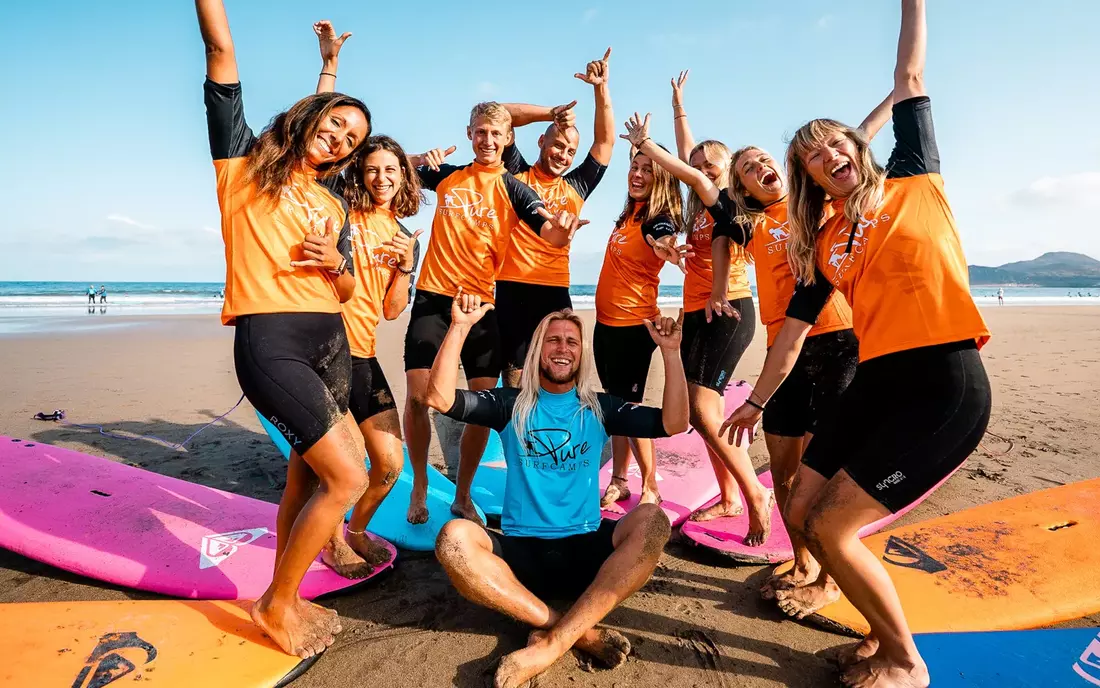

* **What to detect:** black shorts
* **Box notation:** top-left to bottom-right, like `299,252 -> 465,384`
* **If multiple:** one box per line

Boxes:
492,520 -> 617,600
495,280 -> 573,373
403,290 -> 502,380
234,312 -> 351,454
348,356 -> 397,424
802,340 -> 991,513
681,297 -> 756,392
763,328 -> 860,438
593,322 -> 657,403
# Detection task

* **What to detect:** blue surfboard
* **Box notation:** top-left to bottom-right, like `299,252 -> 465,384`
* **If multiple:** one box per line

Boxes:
255,411 -> 485,551
914,627 -> 1100,687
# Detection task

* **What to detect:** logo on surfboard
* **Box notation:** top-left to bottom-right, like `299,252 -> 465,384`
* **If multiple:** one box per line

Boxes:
71,631 -> 157,688
882,536 -> 947,574
1074,632 -> 1100,686
199,528 -> 270,569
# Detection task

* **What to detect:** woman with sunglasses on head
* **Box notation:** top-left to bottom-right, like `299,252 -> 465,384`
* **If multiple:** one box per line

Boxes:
722,2 -> 990,685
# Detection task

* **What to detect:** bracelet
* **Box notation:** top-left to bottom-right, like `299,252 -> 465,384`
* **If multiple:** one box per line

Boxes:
637,137 -> 652,148
320,71 -> 337,78
745,397 -> 766,411
328,257 -> 347,275
397,265 -> 414,275
674,114 -> 687,120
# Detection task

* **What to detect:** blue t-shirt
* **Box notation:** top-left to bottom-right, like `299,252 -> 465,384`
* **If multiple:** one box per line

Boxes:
443,386 -> 668,538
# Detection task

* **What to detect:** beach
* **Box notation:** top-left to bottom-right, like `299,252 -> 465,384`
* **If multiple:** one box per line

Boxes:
2,305 -> 1099,687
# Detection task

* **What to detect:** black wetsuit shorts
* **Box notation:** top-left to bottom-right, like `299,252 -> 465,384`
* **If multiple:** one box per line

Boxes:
763,328 -> 860,438
403,290 -> 501,381
680,297 -> 756,393
492,519 -> 617,600
348,356 -> 397,424
495,280 -> 573,374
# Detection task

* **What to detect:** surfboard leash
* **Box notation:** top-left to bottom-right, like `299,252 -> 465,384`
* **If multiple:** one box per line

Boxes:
32,393 -> 246,451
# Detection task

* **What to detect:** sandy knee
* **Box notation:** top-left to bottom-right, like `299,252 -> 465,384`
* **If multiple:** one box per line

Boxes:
435,519 -> 484,564
631,503 -> 672,549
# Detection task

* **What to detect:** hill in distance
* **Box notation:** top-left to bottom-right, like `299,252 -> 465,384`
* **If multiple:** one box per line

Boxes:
969,252 -> 1100,287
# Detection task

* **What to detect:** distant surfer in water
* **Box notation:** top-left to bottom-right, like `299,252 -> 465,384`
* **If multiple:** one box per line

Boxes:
196,0 -> 371,659
87,285 -> 96,304
427,298 -> 686,688
723,2 -> 991,685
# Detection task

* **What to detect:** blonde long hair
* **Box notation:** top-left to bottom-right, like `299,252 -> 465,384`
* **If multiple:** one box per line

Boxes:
724,145 -> 773,260
785,119 -> 885,284
512,311 -> 603,445
616,146 -> 684,232
685,140 -> 731,228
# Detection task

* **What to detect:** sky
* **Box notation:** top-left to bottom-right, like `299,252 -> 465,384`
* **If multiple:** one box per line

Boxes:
1,0 -> 1098,284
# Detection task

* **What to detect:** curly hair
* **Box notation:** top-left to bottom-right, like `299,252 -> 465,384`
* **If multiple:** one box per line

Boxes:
343,135 -> 427,218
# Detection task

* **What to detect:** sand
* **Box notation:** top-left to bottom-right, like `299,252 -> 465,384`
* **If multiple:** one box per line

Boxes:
2,306 -> 1099,687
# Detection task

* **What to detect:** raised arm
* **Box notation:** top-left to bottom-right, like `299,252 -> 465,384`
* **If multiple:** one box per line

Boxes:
859,90 -> 896,140
621,112 -> 719,205
195,0 -> 238,83
574,48 -> 615,165
313,20 -> 351,94
894,0 -> 927,100
670,71 -> 696,163
645,310 -> 690,435
501,101 -> 577,130
423,289 -> 494,411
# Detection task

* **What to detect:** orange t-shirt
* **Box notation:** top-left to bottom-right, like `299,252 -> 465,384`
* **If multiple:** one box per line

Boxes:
414,161 -> 547,303
712,196 -> 852,347
341,208 -> 419,359
595,210 -> 676,326
682,208 -> 754,312
498,147 -> 607,287
204,79 -> 351,326
789,96 -> 990,362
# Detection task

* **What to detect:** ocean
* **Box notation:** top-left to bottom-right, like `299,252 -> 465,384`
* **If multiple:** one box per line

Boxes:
0,281 -> 1098,318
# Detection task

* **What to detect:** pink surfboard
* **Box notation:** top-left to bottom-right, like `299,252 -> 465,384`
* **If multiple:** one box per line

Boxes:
0,435 -> 395,599
681,467 -> 961,563
599,381 -> 753,527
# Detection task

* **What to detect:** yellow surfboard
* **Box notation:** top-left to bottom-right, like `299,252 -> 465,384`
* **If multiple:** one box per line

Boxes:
0,600 -> 315,687
810,478 -> 1100,636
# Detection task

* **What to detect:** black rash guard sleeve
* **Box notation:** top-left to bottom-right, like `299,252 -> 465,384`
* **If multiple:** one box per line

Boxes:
708,192 -> 754,247
785,267 -> 836,324
597,393 -> 670,439
641,215 -> 677,243
564,153 -> 608,201
502,143 -> 532,176
395,220 -> 421,300
442,388 -> 520,433
204,79 -> 258,160
503,173 -> 549,234
886,96 -> 940,179
415,163 -> 463,191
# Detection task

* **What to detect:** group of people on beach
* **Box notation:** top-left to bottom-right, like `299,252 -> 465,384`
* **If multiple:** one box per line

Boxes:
196,0 -> 991,685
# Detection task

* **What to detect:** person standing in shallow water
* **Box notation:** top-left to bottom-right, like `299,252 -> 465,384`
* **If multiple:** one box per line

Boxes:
196,0 -> 372,660
428,295 -> 687,688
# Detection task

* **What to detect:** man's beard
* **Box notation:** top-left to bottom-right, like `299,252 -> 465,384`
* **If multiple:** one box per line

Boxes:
540,363 -> 578,385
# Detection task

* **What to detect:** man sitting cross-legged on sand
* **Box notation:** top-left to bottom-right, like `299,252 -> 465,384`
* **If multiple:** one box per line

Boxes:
425,290 -> 689,688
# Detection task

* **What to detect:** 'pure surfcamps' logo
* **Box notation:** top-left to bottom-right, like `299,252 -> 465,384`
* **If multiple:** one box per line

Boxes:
1075,632 -> 1100,685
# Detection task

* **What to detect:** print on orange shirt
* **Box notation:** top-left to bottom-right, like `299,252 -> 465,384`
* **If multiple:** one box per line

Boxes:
414,162 -> 546,302
807,96 -> 989,362
682,209 -> 754,312
595,212 -> 676,326
342,209 -> 419,359
498,145 -> 608,287
205,79 -> 352,326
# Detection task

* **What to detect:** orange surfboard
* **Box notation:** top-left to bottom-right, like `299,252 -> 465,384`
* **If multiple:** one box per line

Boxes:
0,600 -> 316,687
809,478 -> 1100,636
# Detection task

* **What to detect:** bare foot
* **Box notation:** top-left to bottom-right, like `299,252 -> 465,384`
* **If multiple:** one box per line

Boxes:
689,500 -> 744,522
775,577 -> 840,619
299,598 -> 342,636
639,487 -> 662,506
407,481 -> 429,525
743,489 -> 774,547
346,530 -> 393,567
450,497 -> 485,527
819,635 -> 879,669
842,652 -> 929,688
760,561 -> 820,601
528,628 -> 631,669
600,479 -> 630,508
495,634 -> 567,688
321,535 -> 376,579
251,595 -> 336,659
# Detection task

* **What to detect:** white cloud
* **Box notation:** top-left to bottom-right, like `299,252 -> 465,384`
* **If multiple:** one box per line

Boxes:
1010,172 -> 1100,207
582,8 -> 598,25
816,15 -> 832,30
202,225 -> 219,234
106,213 -> 158,230
476,81 -> 497,96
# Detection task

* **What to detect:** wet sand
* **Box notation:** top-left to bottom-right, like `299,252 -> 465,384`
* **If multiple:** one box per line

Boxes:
2,306 -> 1099,686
